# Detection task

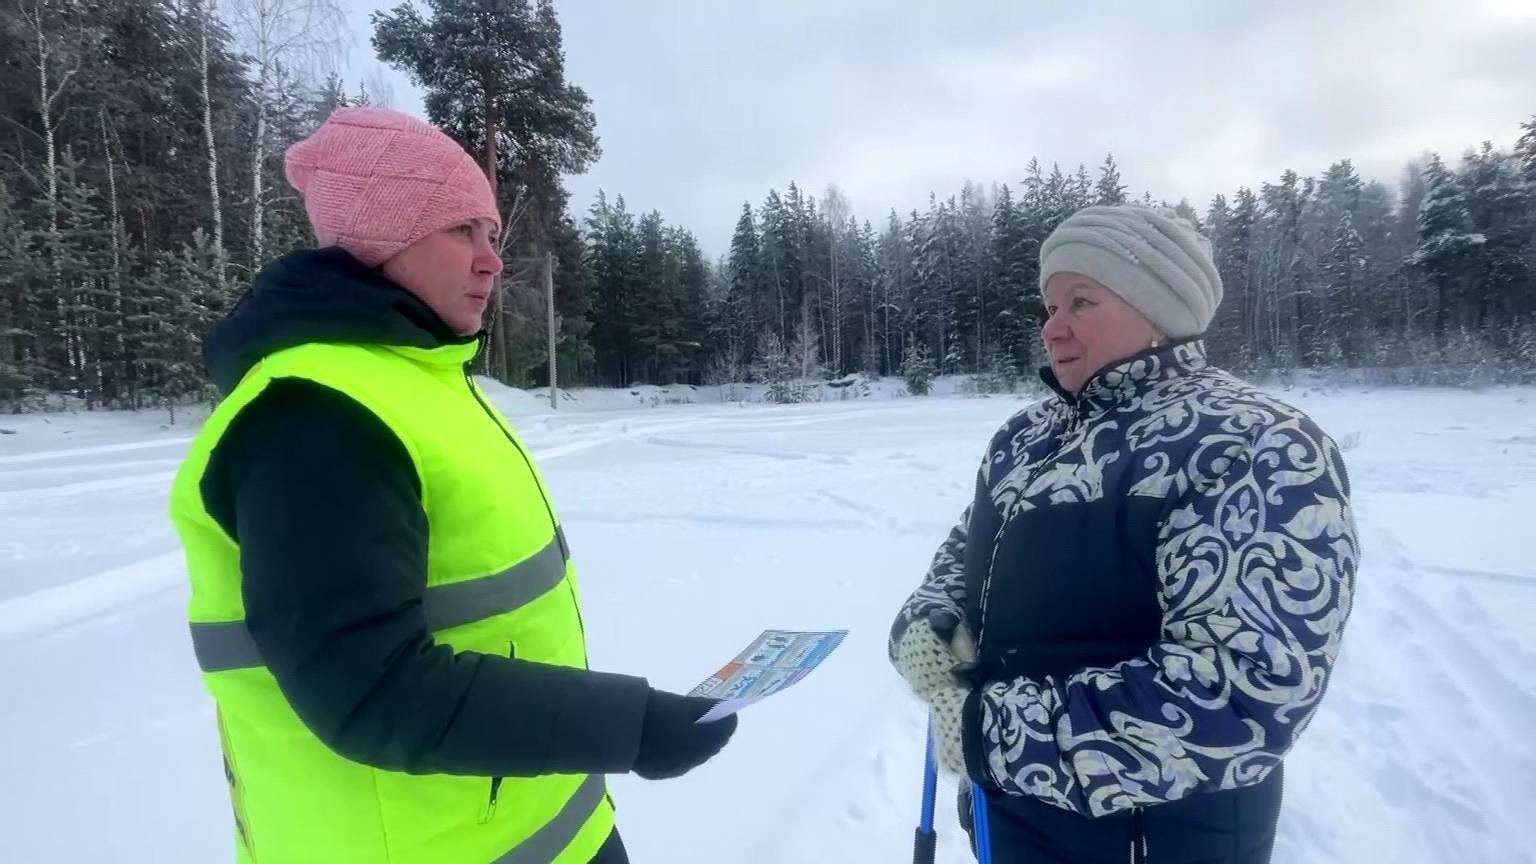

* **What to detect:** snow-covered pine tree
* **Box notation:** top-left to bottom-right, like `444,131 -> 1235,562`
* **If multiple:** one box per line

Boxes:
1043,163 -> 1071,232
1173,198 -> 1202,230
1410,154 -> 1478,347
727,202 -> 764,369
52,154 -> 117,407
1457,143 -> 1532,360
957,181 -> 992,372
633,210 -> 670,382
0,181 -> 36,409
1070,164 -> 1092,213
757,189 -> 794,341
874,210 -> 912,376
990,182 -> 1034,370
584,192 -> 641,385
849,219 -> 880,376
1322,211 -> 1366,366
1095,154 -> 1127,206
672,227 -> 710,383
901,333 -> 936,396
753,329 -> 798,404
130,230 -> 225,422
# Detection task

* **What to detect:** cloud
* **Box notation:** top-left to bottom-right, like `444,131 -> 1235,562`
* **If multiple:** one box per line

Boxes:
342,0 -> 1536,253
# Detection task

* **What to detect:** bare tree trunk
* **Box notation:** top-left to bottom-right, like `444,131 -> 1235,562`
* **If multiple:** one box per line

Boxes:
101,112 -> 120,287
798,298 -> 816,384
881,274 -> 892,375
822,187 -> 851,374
974,266 -> 984,372
830,232 -> 841,374
232,0 -> 345,271
25,0 -> 74,390
251,56 -> 268,268
198,0 -> 227,289
101,110 -> 121,405
865,263 -> 875,374
773,255 -> 785,340
27,0 -> 63,240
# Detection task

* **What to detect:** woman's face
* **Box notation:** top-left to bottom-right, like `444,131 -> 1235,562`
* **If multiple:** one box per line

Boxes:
1040,272 -> 1163,394
381,218 -> 504,337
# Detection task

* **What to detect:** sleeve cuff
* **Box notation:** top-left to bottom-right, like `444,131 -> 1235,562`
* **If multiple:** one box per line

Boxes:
541,666 -> 653,775
962,685 -> 999,793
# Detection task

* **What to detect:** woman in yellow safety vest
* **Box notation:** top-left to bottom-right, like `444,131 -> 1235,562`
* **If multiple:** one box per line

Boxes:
169,106 -> 737,864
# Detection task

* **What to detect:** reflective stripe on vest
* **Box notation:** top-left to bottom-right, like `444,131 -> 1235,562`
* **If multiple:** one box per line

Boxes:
190,530 -> 569,673
491,774 -> 607,864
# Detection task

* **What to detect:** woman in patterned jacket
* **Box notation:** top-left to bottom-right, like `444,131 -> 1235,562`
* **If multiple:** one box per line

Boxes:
890,205 -> 1358,864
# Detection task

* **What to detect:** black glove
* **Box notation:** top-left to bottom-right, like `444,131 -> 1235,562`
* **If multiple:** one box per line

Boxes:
632,689 -> 739,780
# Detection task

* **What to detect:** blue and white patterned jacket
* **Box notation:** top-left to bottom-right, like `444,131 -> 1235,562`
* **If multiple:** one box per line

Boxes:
892,341 -> 1358,820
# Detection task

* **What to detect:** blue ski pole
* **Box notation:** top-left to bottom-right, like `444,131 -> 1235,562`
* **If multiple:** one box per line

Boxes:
971,781 -> 994,864
913,722 -> 938,864
918,721 -> 994,863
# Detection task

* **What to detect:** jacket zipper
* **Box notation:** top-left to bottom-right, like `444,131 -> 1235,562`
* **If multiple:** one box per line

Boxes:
484,776 -> 504,824
462,367 -> 591,818
463,370 -> 560,531
483,641 -> 516,823
462,370 -> 590,651
975,402 -> 1085,653
1130,805 -> 1147,863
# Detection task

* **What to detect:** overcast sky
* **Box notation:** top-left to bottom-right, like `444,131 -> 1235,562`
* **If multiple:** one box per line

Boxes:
341,0 -> 1536,255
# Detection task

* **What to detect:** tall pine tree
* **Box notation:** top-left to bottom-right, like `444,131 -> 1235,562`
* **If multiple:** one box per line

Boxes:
374,0 -> 598,382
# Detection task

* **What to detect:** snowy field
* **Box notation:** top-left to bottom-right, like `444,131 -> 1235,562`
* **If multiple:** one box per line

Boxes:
2,382 -> 1533,863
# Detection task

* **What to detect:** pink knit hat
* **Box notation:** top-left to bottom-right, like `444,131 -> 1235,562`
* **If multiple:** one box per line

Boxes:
283,107 -> 500,267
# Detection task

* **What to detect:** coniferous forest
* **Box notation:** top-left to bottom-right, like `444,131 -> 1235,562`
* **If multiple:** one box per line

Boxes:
3,0 -> 1533,412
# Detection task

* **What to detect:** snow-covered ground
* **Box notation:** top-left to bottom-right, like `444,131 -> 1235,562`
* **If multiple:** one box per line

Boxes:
2,383 -> 1533,863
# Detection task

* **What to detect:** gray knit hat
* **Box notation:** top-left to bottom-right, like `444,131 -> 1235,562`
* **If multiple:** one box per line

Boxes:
1038,205 -> 1223,340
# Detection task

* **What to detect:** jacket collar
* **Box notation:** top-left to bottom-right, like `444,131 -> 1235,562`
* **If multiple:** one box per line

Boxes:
1040,339 -> 1209,416
204,247 -> 481,393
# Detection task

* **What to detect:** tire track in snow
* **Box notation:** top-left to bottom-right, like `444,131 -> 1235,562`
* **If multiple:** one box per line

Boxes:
1423,564 -> 1536,590
0,456 -> 183,482
522,413 -> 739,461
815,491 -> 943,536
558,509 -> 876,533
1394,588 -> 1536,741
0,436 -> 193,466
1448,584 -> 1536,668
0,550 -> 185,640
641,435 -> 851,463
0,470 -> 175,511
1370,566 -> 1535,862
1283,514 -> 1519,860
529,438 -> 612,462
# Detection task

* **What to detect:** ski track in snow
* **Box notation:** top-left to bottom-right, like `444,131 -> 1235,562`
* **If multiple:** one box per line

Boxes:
0,434 -> 194,465
0,455 -> 185,481
1,387 -> 1532,862
0,469 -> 177,508
1423,564 -> 1536,590
0,551 -> 185,640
